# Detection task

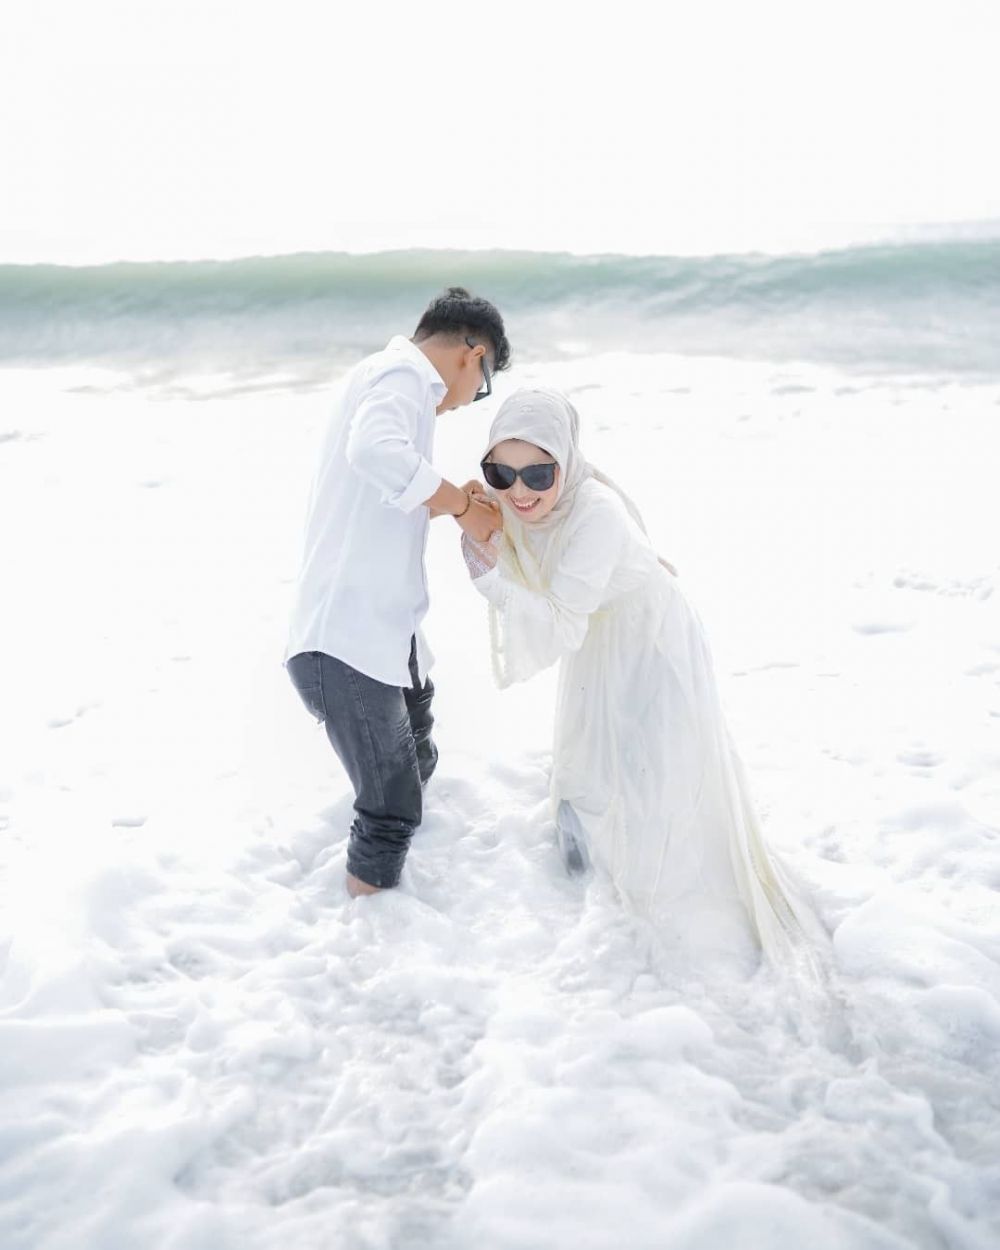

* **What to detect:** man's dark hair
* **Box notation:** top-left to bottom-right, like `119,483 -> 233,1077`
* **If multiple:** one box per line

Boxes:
413,286 -> 511,372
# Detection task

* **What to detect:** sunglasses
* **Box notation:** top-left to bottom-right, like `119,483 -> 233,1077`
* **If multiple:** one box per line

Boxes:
480,459 -> 558,492
465,336 -> 492,402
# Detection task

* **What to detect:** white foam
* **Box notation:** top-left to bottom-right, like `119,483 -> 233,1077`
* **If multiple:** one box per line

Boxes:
1,358 -> 998,1248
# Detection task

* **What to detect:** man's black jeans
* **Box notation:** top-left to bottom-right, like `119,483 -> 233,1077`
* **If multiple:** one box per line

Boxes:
286,637 -> 438,889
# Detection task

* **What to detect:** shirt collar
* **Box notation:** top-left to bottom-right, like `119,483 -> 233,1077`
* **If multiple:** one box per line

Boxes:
387,335 -> 447,398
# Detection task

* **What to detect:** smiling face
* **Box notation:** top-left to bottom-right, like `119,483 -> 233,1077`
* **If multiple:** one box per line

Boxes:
486,439 -> 561,523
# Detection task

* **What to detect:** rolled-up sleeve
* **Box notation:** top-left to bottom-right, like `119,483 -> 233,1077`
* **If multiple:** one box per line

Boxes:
345,365 -> 443,513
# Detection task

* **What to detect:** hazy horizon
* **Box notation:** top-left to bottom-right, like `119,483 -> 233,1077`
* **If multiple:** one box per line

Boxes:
2,216 -> 999,271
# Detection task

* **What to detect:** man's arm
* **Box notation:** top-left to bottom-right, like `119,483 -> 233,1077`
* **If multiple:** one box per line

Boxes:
425,478 -> 501,543
345,366 -> 501,542
345,367 -> 443,513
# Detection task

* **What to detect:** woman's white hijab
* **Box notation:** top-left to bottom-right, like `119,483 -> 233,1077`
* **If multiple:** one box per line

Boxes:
483,387 -> 647,591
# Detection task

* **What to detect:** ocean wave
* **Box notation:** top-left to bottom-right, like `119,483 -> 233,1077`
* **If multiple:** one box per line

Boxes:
1,239 -> 997,388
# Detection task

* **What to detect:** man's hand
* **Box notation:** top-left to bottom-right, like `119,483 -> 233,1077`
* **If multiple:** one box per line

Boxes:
424,478 -> 503,540
460,479 -> 490,501
458,495 -> 503,544
425,477 -> 495,525
429,480 -> 486,519
457,479 -> 502,541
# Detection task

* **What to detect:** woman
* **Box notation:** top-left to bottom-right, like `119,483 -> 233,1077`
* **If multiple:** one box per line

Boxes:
462,387 -> 822,971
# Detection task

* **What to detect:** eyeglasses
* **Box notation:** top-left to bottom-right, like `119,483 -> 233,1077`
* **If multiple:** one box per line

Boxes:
465,336 -> 492,402
480,459 -> 558,492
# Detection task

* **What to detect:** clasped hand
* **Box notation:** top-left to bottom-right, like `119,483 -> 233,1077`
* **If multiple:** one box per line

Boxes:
429,479 -> 501,543
457,479 -> 502,577
457,480 -> 502,546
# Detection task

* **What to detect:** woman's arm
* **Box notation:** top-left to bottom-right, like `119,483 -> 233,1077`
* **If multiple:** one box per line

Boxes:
470,499 -> 628,686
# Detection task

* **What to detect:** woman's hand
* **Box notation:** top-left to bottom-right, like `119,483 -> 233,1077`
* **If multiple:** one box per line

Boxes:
455,479 -> 502,542
459,495 -> 503,544
460,479 -> 491,501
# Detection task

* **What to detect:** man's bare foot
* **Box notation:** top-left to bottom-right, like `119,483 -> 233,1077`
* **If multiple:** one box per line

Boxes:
346,871 -> 383,898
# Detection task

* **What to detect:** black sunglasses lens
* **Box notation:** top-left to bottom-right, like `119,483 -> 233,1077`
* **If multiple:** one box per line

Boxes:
521,464 -> 557,491
482,463 -> 516,490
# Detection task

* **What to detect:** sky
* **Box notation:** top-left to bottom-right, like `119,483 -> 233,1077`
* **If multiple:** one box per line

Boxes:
1,0 -> 998,264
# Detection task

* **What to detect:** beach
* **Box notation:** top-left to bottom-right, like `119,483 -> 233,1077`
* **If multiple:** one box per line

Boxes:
1,331 -> 998,1249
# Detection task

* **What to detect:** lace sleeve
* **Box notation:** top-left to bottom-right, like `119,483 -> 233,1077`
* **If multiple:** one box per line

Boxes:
461,530 -> 502,579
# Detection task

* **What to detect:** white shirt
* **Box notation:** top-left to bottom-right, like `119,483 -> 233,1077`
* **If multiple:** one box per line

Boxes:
286,335 -> 446,686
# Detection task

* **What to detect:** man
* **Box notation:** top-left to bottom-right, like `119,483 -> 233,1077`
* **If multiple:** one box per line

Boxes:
286,286 -> 510,897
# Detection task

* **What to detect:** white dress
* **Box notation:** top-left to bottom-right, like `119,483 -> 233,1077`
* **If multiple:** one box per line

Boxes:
474,477 -> 817,968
